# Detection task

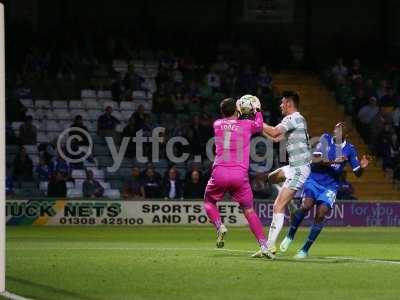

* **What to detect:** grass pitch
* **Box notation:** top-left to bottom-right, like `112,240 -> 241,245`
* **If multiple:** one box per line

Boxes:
3,226 -> 400,300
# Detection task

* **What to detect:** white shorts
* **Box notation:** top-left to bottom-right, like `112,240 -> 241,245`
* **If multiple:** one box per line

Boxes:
280,164 -> 310,192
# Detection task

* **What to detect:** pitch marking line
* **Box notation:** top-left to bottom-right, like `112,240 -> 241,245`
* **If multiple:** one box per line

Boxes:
8,246 -> 400,265
0,291 -> 33,300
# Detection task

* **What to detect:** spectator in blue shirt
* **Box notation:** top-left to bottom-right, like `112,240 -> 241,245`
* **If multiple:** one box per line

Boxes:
53,153 -> 71,179
36,157 -> 54,182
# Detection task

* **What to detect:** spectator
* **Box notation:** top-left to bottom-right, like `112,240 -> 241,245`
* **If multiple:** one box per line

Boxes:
35,157 -> 54,182
6,121 -> 17,145
357,97 -> 380,128
123,167 -> 145,200
83,170 -> 104,198
251,172 -> 272,198
111,73 -> 125,101
47,171 -> 67,198
331,58 -> 348,79
142,167 -> 162,198
6,176 -> 14,196
141,162 -> 162,181
13,146 -> 33,181
121,117 -> 137,157
70,115 -> 90,146
257,66 -> 273,93
132,104 -> 147,133
393,105 -> 400,135
97,106 -> 120,141
53,152 -> 71,179
18,115 -> 37,145
183,170 -> 205,199
206,66 -> 221,92
162,167 -> 183,200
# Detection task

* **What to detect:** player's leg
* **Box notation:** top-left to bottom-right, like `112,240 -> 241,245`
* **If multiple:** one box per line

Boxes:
203,171 -> 228,248
231,177 -> 274,259
266,186 -> 296,252
268,167 -> 286,184
295,203 -> 330,259
280,197 -> 314,252
295,188 -> 335,258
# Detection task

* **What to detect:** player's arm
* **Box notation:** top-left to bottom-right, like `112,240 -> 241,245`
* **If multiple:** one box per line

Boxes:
263,131 -> 285,142
311,134 -> 345,166
351,151 -> 369,177
250,111 -> 264,134
312,153 -> 346,166
262,123 -> 285,139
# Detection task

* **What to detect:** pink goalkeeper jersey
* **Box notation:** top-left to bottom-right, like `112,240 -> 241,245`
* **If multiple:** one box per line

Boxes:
213,112 -> 263,172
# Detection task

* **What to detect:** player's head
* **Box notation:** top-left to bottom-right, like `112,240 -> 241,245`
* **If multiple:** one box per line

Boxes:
333,121 -> 349,143
280,91 -> 299,115
220,98 -> 237,118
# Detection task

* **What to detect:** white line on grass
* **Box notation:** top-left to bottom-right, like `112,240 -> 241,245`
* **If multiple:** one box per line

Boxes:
0,291 -> 33,300
327,256 -> 400,265
8,246 -> 400,266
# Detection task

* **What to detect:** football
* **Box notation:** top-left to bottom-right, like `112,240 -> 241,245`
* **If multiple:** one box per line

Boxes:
237,94 -> 256,115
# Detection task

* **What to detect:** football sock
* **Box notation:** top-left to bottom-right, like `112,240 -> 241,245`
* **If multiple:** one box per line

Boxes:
267,213 -> 285,248
204,201 -> 222,230
244,210 -> 267,247
288,209 -> 306,239
302,223 -> 324,252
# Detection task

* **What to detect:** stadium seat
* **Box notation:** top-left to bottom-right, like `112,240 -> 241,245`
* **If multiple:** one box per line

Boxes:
98,90 -> 112,100
104,189 -> 121,199
54,109 -> 71,120
120,110 -> 134,121
11,122 -> 23,132
37,132 -> 48,143
71,169 -> 86,179
74,179 -> 84,189
86,121 -> 97,133
120,101 -> 136,111
87,109 -> 102,121
66,181 -> 75,189
52,100 -> 69,109
132,90 -> 146,99
100,181 -> 111,189
69,101 -> 83,110
35,99 -> 51,109
83,99 -> 99,109
59,120 -> 70,130
24,145 -> 38,155
113,111 -> 122,120
45,120 -> 61,132
112,60 -> 128,73
67,188 -> 83,198
103,100 -> 117,109
20,98 -> 34,108
26,108 -> 35,118
81,89 -> 97,99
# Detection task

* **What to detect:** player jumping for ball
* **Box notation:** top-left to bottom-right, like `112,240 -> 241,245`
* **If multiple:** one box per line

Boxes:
280,122 -> 369,258
253,91 -> 311,259
203,97 -> 273,257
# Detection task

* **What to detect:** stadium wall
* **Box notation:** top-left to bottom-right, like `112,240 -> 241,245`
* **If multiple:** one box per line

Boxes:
5,199 -> 400,227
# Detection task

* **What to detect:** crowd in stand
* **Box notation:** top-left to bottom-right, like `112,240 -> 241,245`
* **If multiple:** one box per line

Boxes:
327,58 -> 400,181
6,33 -> 283,200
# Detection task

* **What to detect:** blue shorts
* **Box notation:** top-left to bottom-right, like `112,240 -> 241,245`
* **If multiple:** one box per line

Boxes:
302,178 -> 336,209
